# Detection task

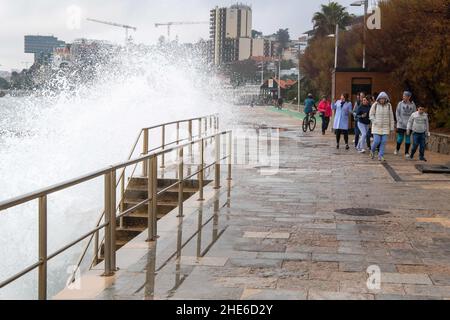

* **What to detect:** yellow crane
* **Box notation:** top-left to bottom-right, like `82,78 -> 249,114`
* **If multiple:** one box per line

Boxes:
155,21 -> 208,40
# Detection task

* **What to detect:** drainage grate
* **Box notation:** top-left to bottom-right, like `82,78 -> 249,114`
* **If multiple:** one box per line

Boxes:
335,208 -> 391,217
416,164 -> 450,174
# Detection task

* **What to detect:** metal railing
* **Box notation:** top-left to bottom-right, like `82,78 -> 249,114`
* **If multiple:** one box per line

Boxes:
78,114 -> 219,272
0,118 -> 231,300
65,114 -> 219,286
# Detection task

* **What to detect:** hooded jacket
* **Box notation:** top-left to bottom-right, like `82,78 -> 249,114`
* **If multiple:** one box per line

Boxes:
369,92 -> 395,135
396,100 -> 417,130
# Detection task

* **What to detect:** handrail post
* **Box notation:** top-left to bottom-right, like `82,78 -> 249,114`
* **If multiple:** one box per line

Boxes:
176,122 -> 180,145
38,195 -> 47,300
188,120 -> 193,158
177,148 -> 184,218
147,156 -> 158,241
227,132 -> 232,181
198,139 -> 205,201
205,116 -> 212,147
120,170 -> 125,228
142,129 -> 149,177
198,118 -> 202,138
161,125 -> 166,168
214,134 -> 221,189
93,230 -> 99,266
103,172 -> 113,276
110,170 -> 117,271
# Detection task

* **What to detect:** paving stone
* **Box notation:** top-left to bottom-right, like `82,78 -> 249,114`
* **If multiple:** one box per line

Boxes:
382,273 -> 433,285
278,278 -> 339,292
404,285 -> 450,297
255,252 -> 311,261
375,294 -> 439,300
312,253 -> 365,263
215,277 -> 277,289
243,231 -> 291,239
227,258 -> 282,268
430,274 -> 450,286
180,256 -> 228,267
340,281 -> 406,295
241,288 -> 307,300
308,290 -> 374,300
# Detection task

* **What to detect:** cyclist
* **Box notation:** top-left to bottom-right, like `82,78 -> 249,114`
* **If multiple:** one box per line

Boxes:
304,94 -> 316,115
277,97 -> 284,110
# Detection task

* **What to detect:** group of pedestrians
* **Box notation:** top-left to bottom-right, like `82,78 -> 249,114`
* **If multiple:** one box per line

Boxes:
306,91 -> 431,162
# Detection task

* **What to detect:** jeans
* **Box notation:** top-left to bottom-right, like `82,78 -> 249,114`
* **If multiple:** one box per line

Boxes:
396,129 -> 411,154
357,122 -> 369,151
336,129 -> 349,146
367,128 -> 372,149
320,114 -> 330,134
354,122 -> 360,147
371,134 -> 388,158
411,132 -> 426,160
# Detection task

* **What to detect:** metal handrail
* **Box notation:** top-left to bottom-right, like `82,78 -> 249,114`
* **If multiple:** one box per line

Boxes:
71,114 -> 219,279
0,126 -> 232,300
0,114 -> 218,211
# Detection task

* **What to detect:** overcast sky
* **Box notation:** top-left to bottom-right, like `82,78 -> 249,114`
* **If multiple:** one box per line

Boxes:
0,0 -> 363,70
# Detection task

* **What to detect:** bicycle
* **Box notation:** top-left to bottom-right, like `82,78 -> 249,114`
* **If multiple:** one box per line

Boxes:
302,111 -> 317,133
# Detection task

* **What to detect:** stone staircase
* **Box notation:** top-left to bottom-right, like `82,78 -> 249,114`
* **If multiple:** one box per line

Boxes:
96,176 -> 206,263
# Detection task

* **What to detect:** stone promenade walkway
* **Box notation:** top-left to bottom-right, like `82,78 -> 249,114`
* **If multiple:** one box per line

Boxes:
58,106 -> 450,300
169,107 -> 450,300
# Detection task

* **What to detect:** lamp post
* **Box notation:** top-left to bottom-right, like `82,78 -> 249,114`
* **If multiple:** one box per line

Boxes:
277,56 -> 281,99
351,0 -> 368,69
327,25 -> 339,69
297,43 -> 302,112
327,27 -> 339,102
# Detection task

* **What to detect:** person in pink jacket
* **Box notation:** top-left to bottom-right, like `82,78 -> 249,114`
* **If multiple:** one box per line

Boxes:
317,95 -> 332,135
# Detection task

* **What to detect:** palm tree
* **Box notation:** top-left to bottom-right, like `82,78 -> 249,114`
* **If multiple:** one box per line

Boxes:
312,2 -> 354,37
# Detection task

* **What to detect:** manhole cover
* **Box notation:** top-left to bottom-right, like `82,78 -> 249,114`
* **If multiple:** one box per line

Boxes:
416,164 -> 450,174
335,208 -> 391,216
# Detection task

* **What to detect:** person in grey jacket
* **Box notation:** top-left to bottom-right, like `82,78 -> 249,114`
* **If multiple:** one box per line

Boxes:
395,91 -> 416,157
407,106 -> 430,162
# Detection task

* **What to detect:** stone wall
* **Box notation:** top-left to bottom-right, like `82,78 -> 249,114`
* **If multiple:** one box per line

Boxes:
428,132 -> 450,155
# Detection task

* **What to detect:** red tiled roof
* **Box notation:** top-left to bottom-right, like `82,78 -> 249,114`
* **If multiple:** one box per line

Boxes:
272,78 -> 297,89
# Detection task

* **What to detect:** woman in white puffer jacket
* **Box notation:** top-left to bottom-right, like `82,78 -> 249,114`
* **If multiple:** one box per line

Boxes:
369,92 -> 395,161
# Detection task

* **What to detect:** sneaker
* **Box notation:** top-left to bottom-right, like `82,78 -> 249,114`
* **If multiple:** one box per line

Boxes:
394,150 -> 399,155
346,145 -> 350,150
370,151 -> 375,160
407,156 -> 414,161
379,157 -> 386,162
420,158 -> 428,162
358,149 -> 366,154
336,145 -> 340,150
405,153 -> 410,159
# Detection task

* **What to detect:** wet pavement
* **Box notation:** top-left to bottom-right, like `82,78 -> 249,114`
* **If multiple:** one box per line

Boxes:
56,106 -> 450,300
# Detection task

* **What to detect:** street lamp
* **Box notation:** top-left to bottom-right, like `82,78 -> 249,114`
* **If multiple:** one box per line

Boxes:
351,0 -> 368,69
327,24 -> 340,69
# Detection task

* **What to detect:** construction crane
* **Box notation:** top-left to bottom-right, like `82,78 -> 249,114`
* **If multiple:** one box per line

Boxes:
87,18 -> 137,44
154,21 -> 208,40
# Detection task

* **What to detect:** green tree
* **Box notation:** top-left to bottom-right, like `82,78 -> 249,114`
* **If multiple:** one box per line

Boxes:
281,60 -> 296,70
0,77 -> 10,89
275,28 -> 290,55
252,30 -> 263,38
312,2 -> 354,37
365,0 -> 450,128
